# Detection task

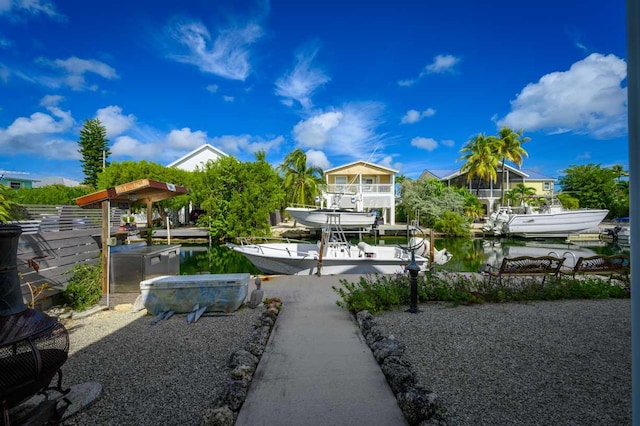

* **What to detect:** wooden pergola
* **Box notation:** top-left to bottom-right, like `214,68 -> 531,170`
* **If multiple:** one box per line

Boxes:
76,179 -> 189,296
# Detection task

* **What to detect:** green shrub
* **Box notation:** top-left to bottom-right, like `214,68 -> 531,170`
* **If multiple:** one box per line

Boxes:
332,272 -> 629,314
63,264 -> 102,311
434,211 -> 470,237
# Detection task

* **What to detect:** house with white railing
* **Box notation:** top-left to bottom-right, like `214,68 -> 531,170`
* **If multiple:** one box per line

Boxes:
322,161 -> 398,225
421,164 -> 555,214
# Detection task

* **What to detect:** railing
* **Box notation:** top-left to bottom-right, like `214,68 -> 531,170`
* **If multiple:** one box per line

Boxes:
326,184 -> 393,194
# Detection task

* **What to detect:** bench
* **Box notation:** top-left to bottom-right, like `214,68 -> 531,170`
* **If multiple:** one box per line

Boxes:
482,255 -> 565,285
560,254 -> 630,283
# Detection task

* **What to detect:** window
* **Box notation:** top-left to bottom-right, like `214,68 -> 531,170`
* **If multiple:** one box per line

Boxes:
9,181 -> 21,190
543,182 -> 551,191
334,176 -> 347,192
363,177 -> 375,192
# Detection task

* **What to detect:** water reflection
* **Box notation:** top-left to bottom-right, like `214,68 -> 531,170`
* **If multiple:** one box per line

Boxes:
178,238 -> 629,275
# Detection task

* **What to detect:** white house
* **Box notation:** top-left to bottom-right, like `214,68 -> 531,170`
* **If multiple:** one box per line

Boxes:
167,144 -> 228,172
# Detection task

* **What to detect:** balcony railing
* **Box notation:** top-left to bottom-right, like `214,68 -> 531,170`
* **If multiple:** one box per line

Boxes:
326,184 -> 393,194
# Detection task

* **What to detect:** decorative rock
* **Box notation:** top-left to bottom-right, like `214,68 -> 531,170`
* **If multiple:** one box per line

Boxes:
228,349 -> 259,370
356,310 -> 375,334
365,325 -> 386,346
396,385 -> 440,426
222,379 -> 249,411
381,356 -> 416,394
230,365 -> 254,383
372,335 -> 406,363
200,405 -> 234,426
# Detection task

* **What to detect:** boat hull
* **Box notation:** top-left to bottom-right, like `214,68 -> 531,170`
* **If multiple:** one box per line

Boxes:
229,242 -> 426,275
503,209 -> 609,238
285,207 -> 376,228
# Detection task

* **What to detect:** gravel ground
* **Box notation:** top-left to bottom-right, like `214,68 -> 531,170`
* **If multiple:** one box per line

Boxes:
59,305 -> 264,426
54,297 -> 630,426
375,298 -> 631,426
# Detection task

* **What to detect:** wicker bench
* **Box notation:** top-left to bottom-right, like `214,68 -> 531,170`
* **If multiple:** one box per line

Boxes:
482,255 -> 565,285
560,254 -> 630,283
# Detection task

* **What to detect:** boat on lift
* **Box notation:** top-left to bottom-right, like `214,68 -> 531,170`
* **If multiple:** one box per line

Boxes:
228,214 -> 452,276
483,196 -> 609,238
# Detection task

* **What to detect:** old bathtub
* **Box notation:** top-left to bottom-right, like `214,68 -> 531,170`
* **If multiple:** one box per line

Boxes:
139,273 -> 250,315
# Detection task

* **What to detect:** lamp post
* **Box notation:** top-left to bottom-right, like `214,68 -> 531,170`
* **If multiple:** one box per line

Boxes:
405,248 -> 421,314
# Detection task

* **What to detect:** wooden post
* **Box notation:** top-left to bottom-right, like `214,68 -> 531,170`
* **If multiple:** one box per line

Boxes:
146,198 -> 153,245
429,228 -> 435,272
101,200 -> 109,295
316,230 -> 325,277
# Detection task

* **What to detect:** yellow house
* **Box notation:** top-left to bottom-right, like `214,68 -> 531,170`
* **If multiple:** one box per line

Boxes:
323,161 -> 398,225
421,164 -> 555,214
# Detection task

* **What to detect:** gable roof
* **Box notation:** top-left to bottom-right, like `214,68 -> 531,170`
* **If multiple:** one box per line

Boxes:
423,164 -> 555,181
324,160 -> 399,175
167,144 -> 228,170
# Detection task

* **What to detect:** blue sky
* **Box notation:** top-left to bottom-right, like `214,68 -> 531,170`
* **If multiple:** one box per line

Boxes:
0,0 -> 628,184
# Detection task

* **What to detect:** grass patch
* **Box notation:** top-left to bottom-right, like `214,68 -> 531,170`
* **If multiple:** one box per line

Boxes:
332,272 -> 630,314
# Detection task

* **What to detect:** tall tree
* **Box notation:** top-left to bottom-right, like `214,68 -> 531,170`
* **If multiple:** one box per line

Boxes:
458,133 -> 499,196
496,126 -> 529,206
277,149 -> 324,207
78,118 -> 110,188
611,164 -> 629,183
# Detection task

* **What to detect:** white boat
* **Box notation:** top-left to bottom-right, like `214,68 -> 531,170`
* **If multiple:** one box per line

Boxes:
228,216 -> 452,276
484,198 -> 609,238
285,207 -> 377,229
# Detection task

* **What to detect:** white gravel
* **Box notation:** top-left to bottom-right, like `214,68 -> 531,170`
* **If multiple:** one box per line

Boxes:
59,305 -> 264,426
374,299 -> 631,426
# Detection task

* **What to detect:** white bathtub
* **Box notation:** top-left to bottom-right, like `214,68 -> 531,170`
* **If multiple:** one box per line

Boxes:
139,273 -> 250,315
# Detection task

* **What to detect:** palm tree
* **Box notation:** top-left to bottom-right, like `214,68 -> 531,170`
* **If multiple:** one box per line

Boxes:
611,164 -> 629,183
459,133 -> 499,196
507,182 -> 536,207
277,149 -> 324,207
496,126 -> 530,206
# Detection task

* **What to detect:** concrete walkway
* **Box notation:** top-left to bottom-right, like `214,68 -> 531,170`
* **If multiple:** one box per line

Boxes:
235,275 -> 408,426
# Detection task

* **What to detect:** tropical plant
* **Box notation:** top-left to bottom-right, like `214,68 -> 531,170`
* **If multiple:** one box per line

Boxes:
611,164 -> 629,183
558,164 -> 622,212
0,183 -> 16,222
400,178 -> 466,228
277,149 -> 324,207
458,133 -> 499,195
13,184 -> 93,205
434,210 -> 470,237
495,127 -> 530,206
63,264 -> 103,311
193,151 -> 284,239
78,118 -> 110,188
504,183 -> 536,207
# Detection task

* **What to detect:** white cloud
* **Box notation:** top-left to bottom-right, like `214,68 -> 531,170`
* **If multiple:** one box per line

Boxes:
292,103 -> 385,159
33,56 -> 118,90
223,95 -> 234,102
305,149 -> 330,170
497,53 -> 627,139
167,20 -> 263,81
166,127 -> 209,149
401,108 -> 436,124
0,0 -> 63,19
111,136 -> 158,159
440,139 -> 455,147
206,84 -> 218,93
410,137 -> 438,151
397,79 -> 415,87
275,47 -> 330,110
96,106 -> 136,138
0,102 -> 76,160
423,54 -> 460,74
211,134 -> 284,155
398,54 -> 460,87
577,152 -> 591,160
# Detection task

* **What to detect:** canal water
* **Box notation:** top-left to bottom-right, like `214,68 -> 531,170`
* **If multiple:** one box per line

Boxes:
179,237 -> 630,275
